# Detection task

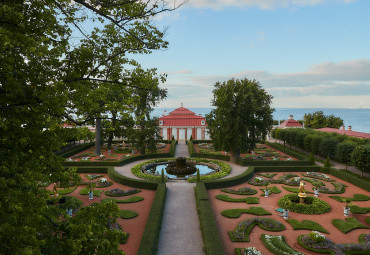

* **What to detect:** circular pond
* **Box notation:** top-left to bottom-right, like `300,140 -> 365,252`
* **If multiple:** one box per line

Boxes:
144,163 -> 217,179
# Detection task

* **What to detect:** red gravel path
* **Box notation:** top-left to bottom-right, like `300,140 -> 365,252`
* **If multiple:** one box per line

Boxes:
208,172 -> 370,255
47,174 -> 155,255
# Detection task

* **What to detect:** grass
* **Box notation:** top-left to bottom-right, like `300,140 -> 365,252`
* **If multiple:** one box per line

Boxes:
262,234 -> 304,255
285,219 -> 329,234
329,194 -> 370,202
101,196 -> 144,203
79,187 -> 104,197
332,217 -> 370,234
260,186 -> 281,195
216,194 -> 259,204
221,187 -> 257,195
119,210 -> 138,219
301,177 -> 325,187
348,205 -> 370,214
85,174 -> 103,180
366,217 -> 370,225
282,186 -> 313,194
221,207 -> 271,218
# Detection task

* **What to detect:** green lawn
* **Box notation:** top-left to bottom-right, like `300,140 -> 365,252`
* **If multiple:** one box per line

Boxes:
79,187 -> 104,197
332,217 -> 370,233
285,219 -> 329,233
119,210 -> 138,219
216,194 -> 259,204
282,186 -> 313,194
329,194 -> 370,202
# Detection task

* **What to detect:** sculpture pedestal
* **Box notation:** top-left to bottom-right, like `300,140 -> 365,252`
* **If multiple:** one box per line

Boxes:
298,193 -> 307,204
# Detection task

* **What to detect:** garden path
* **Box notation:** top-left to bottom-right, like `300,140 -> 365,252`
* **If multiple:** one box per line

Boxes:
157,141 -> 204,254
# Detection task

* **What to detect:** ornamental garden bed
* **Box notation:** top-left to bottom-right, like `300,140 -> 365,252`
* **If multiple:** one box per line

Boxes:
65,143 -> 170,162
45,173 -> 156,255
208,171 -> 370,255
194,143 -> 298,161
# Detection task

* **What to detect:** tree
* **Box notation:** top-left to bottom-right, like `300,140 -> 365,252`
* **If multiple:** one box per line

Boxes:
336,141 -> 356,170
352,144 -> 370,178
303,111 -> 343,129
206,78 -> 274,163
0,1 -> 183,253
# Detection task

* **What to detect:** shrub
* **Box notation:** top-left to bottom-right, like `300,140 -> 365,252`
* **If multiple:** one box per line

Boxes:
262,234 -> 304,255
216,194 -> 259,204
324,156 -> 331,168
332,217 -> 370,233
104,189 -> 141,197
221,207 -> 271,218
119,210 -> 138,219
221,187 -> 257,195
286,219 -> 329,234
278,194 -> 331,214
108,167 -> 158,190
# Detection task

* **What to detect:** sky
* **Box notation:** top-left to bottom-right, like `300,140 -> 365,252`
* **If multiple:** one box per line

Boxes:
132,0 -> 370,109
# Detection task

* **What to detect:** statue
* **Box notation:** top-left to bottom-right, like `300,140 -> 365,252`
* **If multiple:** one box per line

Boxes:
299,181 -> 305,194
53,183 -> 59,197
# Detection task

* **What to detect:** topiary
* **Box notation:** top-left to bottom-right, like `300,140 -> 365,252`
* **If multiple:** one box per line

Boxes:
309,152 -> 315,165
278,194 -> 331,214
324,156 -> 331,168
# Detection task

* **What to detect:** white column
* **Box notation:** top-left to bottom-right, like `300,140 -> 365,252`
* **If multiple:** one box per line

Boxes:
163,128 -> 167,140
172,128 -> 177,140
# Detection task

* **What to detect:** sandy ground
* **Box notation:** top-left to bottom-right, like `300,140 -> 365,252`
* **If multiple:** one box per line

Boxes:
208,172 -> 370,255
47,174 -> 155,255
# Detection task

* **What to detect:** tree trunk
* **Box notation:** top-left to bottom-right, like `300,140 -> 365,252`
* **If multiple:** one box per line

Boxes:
230,149 -> 240,163
107,112 -> 116,149
95,118 -> 102,155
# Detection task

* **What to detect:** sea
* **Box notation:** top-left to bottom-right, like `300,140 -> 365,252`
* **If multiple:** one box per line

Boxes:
152,108 -> 370,134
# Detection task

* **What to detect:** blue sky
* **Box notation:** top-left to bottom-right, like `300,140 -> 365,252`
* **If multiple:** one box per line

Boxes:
133,0 -> 370,108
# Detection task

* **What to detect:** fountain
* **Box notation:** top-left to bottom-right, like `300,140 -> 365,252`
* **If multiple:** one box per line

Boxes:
165,157 -> 197,177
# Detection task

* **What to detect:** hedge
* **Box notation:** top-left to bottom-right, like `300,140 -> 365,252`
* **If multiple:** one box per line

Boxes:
235,159 -> 311,166
320,167 -> 370,192
137,183 -> 167,255
264,141 -> 309,161
62,152 -> 172,167
57,143 -> 94,158
253,165 -> 320,173
108,167 -> 158,190
194,183 -> 224,255
188,140 -> 230,161
75,167 -> 108,173
169,139 -> 176,156
204,167 -> 254,190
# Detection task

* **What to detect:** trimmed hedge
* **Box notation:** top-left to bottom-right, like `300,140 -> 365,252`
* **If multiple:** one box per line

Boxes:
75,167 -> 108,173
254,165 -> 320,173
188,140 -> 230,161
320,167 -> 370,192
56,142 -> 94,158
194,183 -> 224,255
108,167 -> 158,190
137,183 -> 167,255
236,159 -> 311,166
204,167 -> 254,190
265,141 -> 309,161
278,194 -> 331,214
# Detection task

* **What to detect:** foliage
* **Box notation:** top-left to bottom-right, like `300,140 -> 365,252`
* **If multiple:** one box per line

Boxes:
337,141 -> 356,170
332,217 -> 370,233
257,173 -> 277,178
108,166 -> 158,190
221,187 -> 257,195
261,234 -> 304,255
278,194 -> 331,214
56,187 -> 77,195
285,219 -> 329,233
196,168 -> 201,182
316,182 -> 346,194
206,78 -> 274,162
324,156 -> 331,168
320,167 -> 370,192
216,194 -> 259,204
229,217 -> 285,242
79,187 -> 103,197
85,174 -> 103,180
260,186 -> 281,195
101,197 -> 144,203
131,158 -> 172,183
119,210 -> 138,219
57,143 -> 95,158
221,207 -> 271,218
303,111 -> 343,129
282,186 -> 313,194
351,143 -> 370,177
138,184 -> 167,255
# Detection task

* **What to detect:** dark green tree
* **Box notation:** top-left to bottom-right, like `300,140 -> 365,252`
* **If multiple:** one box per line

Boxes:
336,141 -> 356,170
352,144 -> 370,178
303,111 -> 343,129
206,78 -> 274,162
0,0 -> 183,253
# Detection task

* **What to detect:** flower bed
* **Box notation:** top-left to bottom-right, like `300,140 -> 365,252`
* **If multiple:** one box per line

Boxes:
105,188 -> 141,197
278,194 -> 331,214
235,247 -> 263,255
229,217 -> 285,242
317,182 -> 345,194
303,172 -> 334,182
298,232 -> 370,254
221,187 -> 257,195
262,234 -> 304,255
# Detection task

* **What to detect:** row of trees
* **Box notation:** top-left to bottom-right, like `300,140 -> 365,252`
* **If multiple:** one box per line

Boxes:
0,0 -> 184,253
303,111 -> 344,129
272,128 -> 370,176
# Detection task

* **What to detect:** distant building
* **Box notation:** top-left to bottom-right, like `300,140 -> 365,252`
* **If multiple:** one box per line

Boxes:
158,107 -> 210,140
316,126 -> 370,139
279,115 -> 303,128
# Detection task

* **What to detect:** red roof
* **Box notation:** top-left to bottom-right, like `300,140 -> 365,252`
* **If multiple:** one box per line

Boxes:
159,107 -> 207,126
280,119 -> 303,128
316,128 -> 370,139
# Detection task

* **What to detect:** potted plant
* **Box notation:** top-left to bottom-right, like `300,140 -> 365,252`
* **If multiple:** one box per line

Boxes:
88,182 -> 96,200
313,183 -> 320,197
344,199 -> 351,217
264,182 -> 270,197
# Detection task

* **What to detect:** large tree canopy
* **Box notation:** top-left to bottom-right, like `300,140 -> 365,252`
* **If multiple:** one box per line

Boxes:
303,111 -> 344,129
206,78 -> 274,163
0,0 -> 183,253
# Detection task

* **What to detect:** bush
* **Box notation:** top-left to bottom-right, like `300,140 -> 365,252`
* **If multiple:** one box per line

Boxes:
204,167 -> 255,190
278,194 -> 331,214
137,183 -> 167,255
194,183 -> 224,255
320,167 -> 370,192
264,141 -> 308,160
56,143 -> 94,158
262,234 -> 304,255
108,167 -> 158,190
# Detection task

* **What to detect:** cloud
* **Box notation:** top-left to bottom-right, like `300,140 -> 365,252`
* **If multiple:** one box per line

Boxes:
187,0 -> 356,10
162,69 -> 193,75
160,59 -> 370,108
